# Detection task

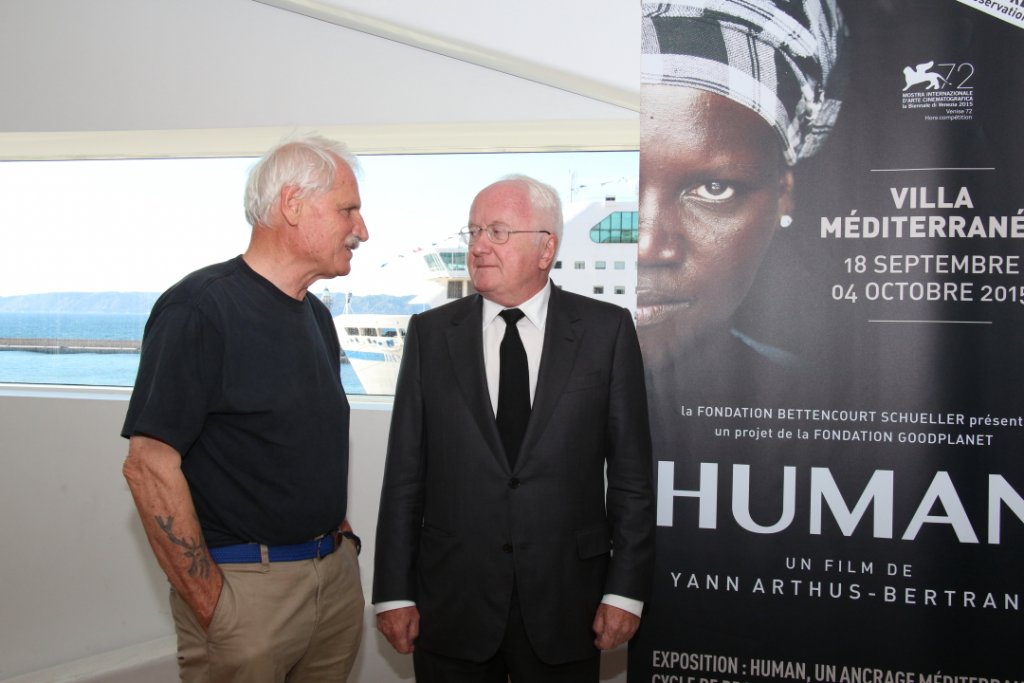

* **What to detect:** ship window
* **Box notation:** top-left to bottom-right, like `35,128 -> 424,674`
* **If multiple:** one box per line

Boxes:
614,286 -> 626,295
614,261 -> 626,270
447,280 -> 463,299
0,148 -> 637,394
553,261 -> 562,269
439,251 -> 467,271
595,261 -> 606,270
588,211 -> 639,244
423,253 -> 447,272
593,286 -> 604,294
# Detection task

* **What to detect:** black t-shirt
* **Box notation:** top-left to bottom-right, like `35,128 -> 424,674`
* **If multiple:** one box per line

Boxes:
122,256 -> 350,547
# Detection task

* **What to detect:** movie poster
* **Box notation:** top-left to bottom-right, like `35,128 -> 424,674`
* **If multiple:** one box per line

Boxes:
632,1 -> 1023,681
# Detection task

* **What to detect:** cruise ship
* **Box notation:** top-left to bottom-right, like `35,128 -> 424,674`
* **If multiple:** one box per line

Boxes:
335,199 -> 639,394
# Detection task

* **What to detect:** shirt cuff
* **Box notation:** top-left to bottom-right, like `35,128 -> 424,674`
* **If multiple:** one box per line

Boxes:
378,596 -> 641,617
601,594 -> 644,617
374,600 -> 416,615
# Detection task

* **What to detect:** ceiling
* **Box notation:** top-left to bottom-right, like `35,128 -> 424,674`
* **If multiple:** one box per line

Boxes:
253,0 -> 641,110
0,0 -> 639,157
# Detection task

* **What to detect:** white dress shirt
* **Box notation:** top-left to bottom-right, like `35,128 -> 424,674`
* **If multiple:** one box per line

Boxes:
481,283 -> 549,414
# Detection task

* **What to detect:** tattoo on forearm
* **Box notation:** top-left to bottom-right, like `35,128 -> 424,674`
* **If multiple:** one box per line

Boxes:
155,515 -> 212,579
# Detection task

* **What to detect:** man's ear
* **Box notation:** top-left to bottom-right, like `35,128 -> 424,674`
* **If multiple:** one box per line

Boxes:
279,185 -> 303,226
539,233 -> 558,270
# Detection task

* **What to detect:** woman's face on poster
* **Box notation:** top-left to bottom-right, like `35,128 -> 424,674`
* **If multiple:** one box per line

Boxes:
637,85 -> 793,366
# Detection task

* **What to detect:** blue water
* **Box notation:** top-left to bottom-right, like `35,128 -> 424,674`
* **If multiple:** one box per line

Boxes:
0,311 -> 148,340
0,312 -> 365,393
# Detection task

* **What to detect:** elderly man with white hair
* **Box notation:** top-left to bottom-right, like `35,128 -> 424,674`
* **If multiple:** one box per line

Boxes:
122,135 -> 368,683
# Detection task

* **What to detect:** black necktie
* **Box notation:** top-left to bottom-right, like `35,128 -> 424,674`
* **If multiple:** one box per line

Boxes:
496,308 -> 530,468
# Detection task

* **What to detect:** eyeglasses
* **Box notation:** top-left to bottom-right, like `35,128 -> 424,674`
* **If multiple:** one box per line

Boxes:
459,223 -> 552,245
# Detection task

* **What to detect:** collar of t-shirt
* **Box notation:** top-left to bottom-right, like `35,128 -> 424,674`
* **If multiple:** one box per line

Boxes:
481,281 -> 551,416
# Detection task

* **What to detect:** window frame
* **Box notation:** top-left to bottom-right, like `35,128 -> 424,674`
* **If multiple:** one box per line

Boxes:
0,121 -> 638,161
0,121 -> 638,401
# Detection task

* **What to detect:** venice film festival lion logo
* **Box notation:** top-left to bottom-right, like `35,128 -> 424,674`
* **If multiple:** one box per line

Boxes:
902,61 -> 944,91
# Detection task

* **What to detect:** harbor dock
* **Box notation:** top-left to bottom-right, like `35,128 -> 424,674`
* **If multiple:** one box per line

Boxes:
0,338 -> 141,354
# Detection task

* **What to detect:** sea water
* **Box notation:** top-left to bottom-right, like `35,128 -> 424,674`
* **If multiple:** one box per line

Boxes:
0,312 -> 365,393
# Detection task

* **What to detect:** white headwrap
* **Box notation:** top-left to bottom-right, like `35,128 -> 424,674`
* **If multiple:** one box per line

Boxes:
642,0 -> 848,165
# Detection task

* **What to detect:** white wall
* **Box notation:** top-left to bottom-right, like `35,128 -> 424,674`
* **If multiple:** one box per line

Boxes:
0,392 -> 401,680
0,0 -> 637,679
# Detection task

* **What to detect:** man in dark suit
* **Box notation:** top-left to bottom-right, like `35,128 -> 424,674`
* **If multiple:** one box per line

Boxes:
373,175 -> 654,682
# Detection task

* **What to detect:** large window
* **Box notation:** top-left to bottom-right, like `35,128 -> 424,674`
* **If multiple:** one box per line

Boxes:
0,150 -> 638,394
589,210 -> 639,243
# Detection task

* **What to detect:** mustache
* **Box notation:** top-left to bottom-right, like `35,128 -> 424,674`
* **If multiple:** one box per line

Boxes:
344,235 -> 363,250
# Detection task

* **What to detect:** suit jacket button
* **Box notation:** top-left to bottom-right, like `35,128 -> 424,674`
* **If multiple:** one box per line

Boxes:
502,543 -> 513,553
508,478 -> 520,489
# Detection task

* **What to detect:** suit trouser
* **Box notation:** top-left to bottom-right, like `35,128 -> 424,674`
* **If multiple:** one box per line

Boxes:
169,539 -> 364,683
412,588 -> 600,683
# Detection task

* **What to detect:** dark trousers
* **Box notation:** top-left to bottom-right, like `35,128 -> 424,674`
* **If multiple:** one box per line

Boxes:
412,590 -> 600,683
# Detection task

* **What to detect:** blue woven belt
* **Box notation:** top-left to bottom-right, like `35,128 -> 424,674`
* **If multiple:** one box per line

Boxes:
209,532 -> 338,564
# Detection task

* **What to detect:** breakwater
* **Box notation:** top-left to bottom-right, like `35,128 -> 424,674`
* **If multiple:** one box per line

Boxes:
0,338 -> 141,354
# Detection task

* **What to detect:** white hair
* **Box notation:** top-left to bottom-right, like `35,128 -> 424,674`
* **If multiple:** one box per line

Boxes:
244,134 -> 359,227
500,174 -> 564,244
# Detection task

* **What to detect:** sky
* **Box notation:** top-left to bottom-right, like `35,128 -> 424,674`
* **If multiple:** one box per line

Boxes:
0,151 -> 638,298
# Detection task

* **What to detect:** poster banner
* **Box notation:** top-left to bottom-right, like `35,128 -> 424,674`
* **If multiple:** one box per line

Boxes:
632,1 -> 1023,681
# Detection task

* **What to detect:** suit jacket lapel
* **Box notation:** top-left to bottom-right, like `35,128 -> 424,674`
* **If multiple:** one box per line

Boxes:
446,295 -> 505,460
521,286 -> 583,463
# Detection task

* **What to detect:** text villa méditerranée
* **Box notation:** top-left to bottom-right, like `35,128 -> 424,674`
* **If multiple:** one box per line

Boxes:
820,186 -> 1023,239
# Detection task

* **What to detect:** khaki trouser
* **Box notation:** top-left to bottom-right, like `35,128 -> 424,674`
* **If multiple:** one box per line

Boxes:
169,539 -> 364,683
